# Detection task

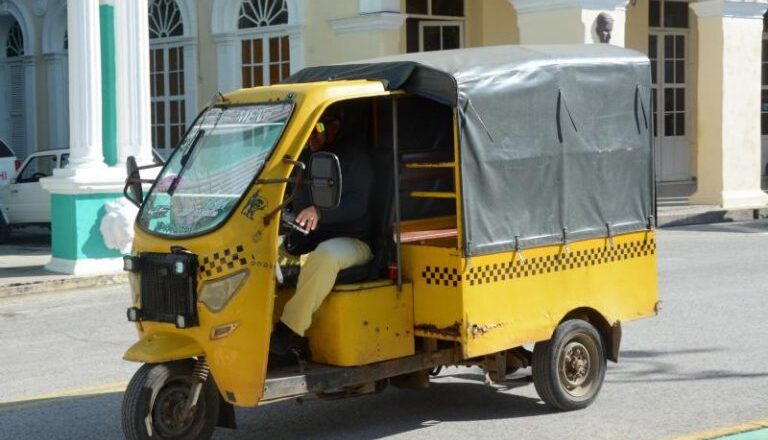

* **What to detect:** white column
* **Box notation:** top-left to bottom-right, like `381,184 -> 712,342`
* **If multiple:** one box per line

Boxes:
182,42 -> 199,125
115,0 -> 154,166
0,63 -> 7,142
22,57 -> 38,155
214,36 -> 241,93
45,53 -> 69,148
61,0 -> 106,173
689,0 -> 768,208
510,0 -> 630,47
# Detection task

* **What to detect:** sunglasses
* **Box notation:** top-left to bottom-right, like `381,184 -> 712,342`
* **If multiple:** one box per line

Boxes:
314,115 -> 340,134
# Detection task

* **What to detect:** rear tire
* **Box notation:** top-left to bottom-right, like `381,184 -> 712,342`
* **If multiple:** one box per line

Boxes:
532,319 -> 606,411
122,360 -> 220,440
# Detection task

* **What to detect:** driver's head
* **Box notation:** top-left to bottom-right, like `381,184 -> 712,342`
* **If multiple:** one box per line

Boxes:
308,111 -> 342,152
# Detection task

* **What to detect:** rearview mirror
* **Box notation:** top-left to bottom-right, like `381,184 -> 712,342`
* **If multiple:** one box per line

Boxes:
125,156 -> 144,207
309,152 -> 342,210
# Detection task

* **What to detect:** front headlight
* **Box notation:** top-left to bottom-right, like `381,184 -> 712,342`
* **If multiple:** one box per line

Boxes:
198,269 -> 249,313
128,272 -> 140,306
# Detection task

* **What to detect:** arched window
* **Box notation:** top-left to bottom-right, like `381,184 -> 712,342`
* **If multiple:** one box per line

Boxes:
149,0 -> 187,154
238,0 -> 291,87
5,19 -> 26,155
6,20 -> 23,57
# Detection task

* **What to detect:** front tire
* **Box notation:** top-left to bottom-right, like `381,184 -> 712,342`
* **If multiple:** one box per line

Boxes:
532,319 -> 606,411
122,360 -> 220,440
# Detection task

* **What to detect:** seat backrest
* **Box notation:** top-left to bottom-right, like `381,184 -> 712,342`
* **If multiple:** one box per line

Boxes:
366,148 -> 395,279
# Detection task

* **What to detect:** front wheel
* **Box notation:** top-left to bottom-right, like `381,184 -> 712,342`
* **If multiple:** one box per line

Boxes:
122,360 -> 220,440
532,319 -> 606,411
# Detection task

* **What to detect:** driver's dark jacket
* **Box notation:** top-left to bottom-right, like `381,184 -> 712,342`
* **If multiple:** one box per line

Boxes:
286,143 -> 374,255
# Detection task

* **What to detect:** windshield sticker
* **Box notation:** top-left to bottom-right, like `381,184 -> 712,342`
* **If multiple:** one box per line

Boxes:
241,190 -> 268,220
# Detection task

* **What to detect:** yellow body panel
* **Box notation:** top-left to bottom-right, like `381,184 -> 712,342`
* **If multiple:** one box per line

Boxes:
306,283 -> 415,366
123,333 -> 204,363
404,230 -> 658,358
128,81 -> 393,407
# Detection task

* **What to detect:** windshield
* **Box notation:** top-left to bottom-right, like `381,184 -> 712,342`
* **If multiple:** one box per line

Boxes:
138,102 -> 293,237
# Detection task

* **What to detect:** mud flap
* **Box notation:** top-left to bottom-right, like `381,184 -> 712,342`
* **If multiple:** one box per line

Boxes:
217,396 -> 237,429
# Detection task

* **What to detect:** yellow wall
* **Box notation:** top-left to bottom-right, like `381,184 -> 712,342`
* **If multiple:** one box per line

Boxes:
688,10 -> 699,179
691,16 -> 724,201
466,0 -> 519,47
516,8 -> 586,44
304,0 -> 365,66
625,0 -> 649,53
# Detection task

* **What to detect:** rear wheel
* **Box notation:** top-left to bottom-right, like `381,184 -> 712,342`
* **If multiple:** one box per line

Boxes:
532,319 -> 606,411
122,360 -> 220,440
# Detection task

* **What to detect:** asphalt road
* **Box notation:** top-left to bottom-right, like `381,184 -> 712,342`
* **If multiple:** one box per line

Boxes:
1,221 -> 767,439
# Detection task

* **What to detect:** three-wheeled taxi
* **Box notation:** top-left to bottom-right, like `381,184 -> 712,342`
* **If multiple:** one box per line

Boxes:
120,44 -> 658,439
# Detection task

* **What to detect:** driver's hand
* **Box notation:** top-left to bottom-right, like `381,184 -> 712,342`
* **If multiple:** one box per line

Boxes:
295,206 -> 320,231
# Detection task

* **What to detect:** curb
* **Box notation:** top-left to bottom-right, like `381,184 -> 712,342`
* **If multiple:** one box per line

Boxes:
0,273 -> 128,299
658,207 -> 768,228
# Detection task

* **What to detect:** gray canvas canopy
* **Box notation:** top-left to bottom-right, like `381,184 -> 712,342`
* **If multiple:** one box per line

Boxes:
285,45 -> 654,256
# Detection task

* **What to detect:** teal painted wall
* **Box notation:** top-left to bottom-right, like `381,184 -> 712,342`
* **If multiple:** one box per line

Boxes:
51,194 -> 123,260
100,5 -> 117,166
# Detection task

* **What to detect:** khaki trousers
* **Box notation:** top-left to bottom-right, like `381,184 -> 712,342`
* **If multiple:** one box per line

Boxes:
279,237 -> 373,336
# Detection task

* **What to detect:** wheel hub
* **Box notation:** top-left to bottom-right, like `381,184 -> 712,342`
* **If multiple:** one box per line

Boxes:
153,383 -> 198,438
560,341 -> 594,395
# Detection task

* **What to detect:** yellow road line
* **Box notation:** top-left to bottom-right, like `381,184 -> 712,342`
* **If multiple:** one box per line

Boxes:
0,381 -> 128,409
673,418 -> 768,440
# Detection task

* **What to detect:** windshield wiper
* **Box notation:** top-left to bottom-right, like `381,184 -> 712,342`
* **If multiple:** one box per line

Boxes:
168,129 -> 205,196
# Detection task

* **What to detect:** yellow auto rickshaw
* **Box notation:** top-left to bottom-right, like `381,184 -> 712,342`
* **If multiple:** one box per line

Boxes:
120,44 -> 658,439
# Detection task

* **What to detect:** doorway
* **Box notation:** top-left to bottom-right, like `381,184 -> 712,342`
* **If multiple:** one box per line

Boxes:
648,0 -> 691,183
649,31 -> 689,182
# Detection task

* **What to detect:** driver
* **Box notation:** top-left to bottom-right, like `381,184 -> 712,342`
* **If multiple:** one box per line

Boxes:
270,110 -> 374,363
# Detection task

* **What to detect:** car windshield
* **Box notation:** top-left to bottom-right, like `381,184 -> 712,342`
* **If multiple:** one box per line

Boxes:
138,102 -> 293,237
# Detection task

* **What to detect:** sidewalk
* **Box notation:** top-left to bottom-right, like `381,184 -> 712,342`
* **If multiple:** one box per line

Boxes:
656,180 -> 768,227
0,227 -> 126,299
1,182 -> 767,298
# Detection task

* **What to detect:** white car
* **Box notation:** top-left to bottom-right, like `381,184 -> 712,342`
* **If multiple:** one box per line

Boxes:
0,149 -> 69,242
0,149 -> 164,242
0,139 -> 20,188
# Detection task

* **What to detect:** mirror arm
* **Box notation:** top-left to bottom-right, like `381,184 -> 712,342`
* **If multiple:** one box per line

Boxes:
123,170 -> 142,208
137,163 -> 164,171
122,166 -> 155,208
123,185 -> 140,208
126,177 -> 156,184
262,156 -> 306,226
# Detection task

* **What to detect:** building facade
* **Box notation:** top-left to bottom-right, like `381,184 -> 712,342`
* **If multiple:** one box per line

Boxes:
0,0 -> 766,272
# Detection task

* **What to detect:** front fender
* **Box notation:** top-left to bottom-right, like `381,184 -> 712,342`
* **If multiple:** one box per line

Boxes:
123,333 -> 204,364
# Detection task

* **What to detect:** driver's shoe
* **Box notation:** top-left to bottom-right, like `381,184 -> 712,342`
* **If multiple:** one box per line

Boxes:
269,322 -> 299,356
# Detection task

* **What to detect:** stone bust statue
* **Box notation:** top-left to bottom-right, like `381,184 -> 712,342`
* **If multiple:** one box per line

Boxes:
596,12 -> 614,44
